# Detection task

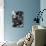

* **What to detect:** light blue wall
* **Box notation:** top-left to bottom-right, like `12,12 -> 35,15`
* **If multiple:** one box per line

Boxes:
4,0 -> 40,42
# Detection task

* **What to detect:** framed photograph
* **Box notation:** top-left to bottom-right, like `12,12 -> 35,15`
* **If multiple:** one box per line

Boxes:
12,10 -> 24,27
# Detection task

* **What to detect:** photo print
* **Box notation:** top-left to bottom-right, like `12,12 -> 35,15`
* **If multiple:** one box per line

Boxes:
12,10 -> 24,27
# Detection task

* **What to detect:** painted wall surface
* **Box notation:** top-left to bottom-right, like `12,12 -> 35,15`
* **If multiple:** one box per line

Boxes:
4,0 -> 40,42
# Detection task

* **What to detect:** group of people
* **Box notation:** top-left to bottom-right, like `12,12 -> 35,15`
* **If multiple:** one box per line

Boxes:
12,11 -> 24,27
